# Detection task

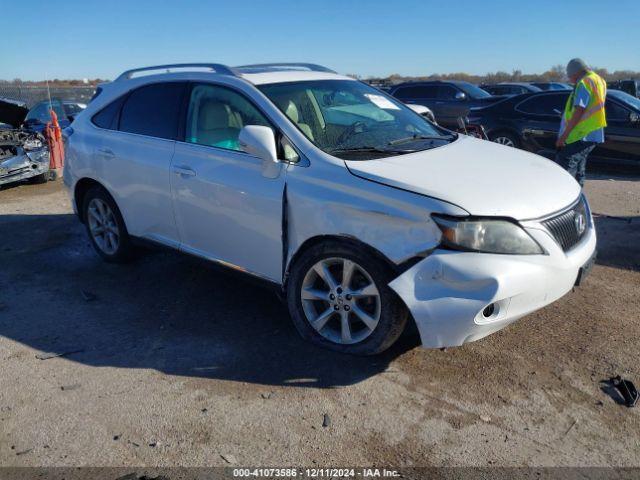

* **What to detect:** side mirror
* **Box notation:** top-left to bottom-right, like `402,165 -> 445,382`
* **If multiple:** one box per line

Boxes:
238,125 -> 281,178
455,91 -> 467,101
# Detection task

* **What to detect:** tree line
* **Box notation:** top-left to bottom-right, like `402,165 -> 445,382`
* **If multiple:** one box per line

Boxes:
352,65 -> 639,85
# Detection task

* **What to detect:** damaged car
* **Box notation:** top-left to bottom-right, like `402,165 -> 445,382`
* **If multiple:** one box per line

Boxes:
0,99 -> 50,186
64,63 -> 597,355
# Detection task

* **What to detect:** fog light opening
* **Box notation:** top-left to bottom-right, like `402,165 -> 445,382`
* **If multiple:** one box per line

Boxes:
482,303 -> 496,318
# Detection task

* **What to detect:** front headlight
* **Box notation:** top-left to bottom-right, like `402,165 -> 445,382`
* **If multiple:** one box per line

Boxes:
432,215 -> 544,255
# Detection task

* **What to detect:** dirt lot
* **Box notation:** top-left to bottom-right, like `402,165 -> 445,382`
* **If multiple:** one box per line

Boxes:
0,174 -> 639,469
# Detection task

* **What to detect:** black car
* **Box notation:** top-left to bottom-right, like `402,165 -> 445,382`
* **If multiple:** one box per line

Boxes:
608,79 -> 640,99
482,83 -> 542,96
467,90 -> 640,166
530,82 -> 572,91
388,80 -> 501,128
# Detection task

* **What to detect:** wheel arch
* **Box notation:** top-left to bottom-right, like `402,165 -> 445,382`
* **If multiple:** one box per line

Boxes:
487,127 -> 521,144
74,177 -> 114,223
283,234 -> 403,290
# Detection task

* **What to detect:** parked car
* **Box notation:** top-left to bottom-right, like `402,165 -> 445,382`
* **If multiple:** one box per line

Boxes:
64,62 -> 596,355
467,90 -> 640,165
23,98 -> 72,132
608,79 -> 640,99
481,83 -> 542,96
405,103 -> 436,122
530,82 -> 572,91
63,100 -> 87,119
388,80 -> 502,128
0,99 -> 50,186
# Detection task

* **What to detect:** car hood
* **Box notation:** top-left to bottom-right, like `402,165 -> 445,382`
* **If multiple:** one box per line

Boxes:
0,99 -> 28,128
345,135 -> 581,219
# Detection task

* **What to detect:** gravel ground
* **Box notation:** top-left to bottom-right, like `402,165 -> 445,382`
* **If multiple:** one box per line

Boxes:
0,173 -> 639,468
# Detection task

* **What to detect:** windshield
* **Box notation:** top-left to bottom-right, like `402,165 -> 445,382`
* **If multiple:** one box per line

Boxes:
25,99 -> 67,124
258,80 -> 455,160
458,82 -> 492,98
608,90 -> 640,111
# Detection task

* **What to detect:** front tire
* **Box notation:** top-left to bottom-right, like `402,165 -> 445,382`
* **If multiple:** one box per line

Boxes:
286,242 -> 408,355
82,186 -> 134,263
29,171 -> 50,184
490,131 -> 520,148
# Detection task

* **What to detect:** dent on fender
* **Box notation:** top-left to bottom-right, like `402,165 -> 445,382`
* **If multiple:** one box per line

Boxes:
282,163 -> 461,280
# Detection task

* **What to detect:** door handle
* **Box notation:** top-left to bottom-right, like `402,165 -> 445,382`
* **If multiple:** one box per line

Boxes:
173,166 -> 196,177
97,148 -> 115,158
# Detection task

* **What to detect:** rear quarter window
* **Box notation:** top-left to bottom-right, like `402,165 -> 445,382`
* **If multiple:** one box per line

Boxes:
91,95 -> 126,130
118,82 -> 186,139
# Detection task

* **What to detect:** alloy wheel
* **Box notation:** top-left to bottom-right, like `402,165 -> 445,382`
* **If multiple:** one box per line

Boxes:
87,198 -> 120,255
494,136 -> 515,147
300,257 -> 381,345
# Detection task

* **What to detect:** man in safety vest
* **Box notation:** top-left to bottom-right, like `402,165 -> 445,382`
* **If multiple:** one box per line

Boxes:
555,58 -> 607,187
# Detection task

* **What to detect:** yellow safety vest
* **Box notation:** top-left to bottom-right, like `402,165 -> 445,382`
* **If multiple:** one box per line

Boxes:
563,71 -> 607,144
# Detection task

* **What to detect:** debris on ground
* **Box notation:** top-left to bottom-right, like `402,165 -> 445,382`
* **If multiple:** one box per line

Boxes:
322,413 -> 331,428
220,453 -> 237,464
15,448 -> 33,456
60,384 -> 81,391
480,415 -> 491,423
35,349 -> 84,360
563,418 -> 578,437
604,376 -> 639,407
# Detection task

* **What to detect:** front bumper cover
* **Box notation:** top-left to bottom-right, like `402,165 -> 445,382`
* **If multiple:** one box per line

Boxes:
389,222 -> 597,348
0,150 -> 50,186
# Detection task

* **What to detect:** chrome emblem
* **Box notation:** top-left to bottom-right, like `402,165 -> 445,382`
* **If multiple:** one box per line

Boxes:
574,212 -> 586,235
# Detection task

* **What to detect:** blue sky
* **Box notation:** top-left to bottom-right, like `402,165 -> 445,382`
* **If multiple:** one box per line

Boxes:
2,0 -> 638,80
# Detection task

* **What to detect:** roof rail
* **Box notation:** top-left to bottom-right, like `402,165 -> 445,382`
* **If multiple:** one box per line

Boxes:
115,63 -> 237,81
234,63 -> 336,74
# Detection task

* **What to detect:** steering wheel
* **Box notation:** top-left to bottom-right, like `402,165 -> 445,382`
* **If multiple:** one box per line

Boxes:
335,121 -> 368,147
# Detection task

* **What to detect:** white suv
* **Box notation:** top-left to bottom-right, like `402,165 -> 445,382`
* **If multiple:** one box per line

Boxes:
64,63 -> 597,355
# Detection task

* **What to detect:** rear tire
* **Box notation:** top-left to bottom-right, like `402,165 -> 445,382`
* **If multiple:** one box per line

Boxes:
286,242 -> 408,355
82,185 -> 135,263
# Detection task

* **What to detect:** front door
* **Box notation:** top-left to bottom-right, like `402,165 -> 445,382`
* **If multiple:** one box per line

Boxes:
594,99 -> 640,163
171,83 -> 286,282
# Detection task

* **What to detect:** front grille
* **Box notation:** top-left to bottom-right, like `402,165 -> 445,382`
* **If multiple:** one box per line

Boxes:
542,198 -> 588,252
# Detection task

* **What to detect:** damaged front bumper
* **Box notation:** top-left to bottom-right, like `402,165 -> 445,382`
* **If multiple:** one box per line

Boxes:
389,223 -> 597,349
0,130 -> 49,186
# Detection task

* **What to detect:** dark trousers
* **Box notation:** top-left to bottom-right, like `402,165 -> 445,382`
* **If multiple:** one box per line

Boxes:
555,140 -> 596,187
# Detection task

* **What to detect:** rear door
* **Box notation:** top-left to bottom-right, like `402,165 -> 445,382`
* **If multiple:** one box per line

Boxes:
516,93 -> 568,153
92,82 -> 186,246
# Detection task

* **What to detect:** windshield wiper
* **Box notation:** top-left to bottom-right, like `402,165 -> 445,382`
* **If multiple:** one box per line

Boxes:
388,134 -> 456,146
329,145 -> 412,155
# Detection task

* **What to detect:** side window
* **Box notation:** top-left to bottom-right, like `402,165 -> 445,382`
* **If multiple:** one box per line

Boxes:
185,84 -> 271,151
438,85 -> 460,100
517,94 -> 568,115
119,82 -> 185,139
92,95 -> 126,130
606,100 -> 630,121
394,85 -> 438,99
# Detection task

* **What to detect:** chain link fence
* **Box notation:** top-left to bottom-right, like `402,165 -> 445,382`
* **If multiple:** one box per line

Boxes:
0,84 -> 97,108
